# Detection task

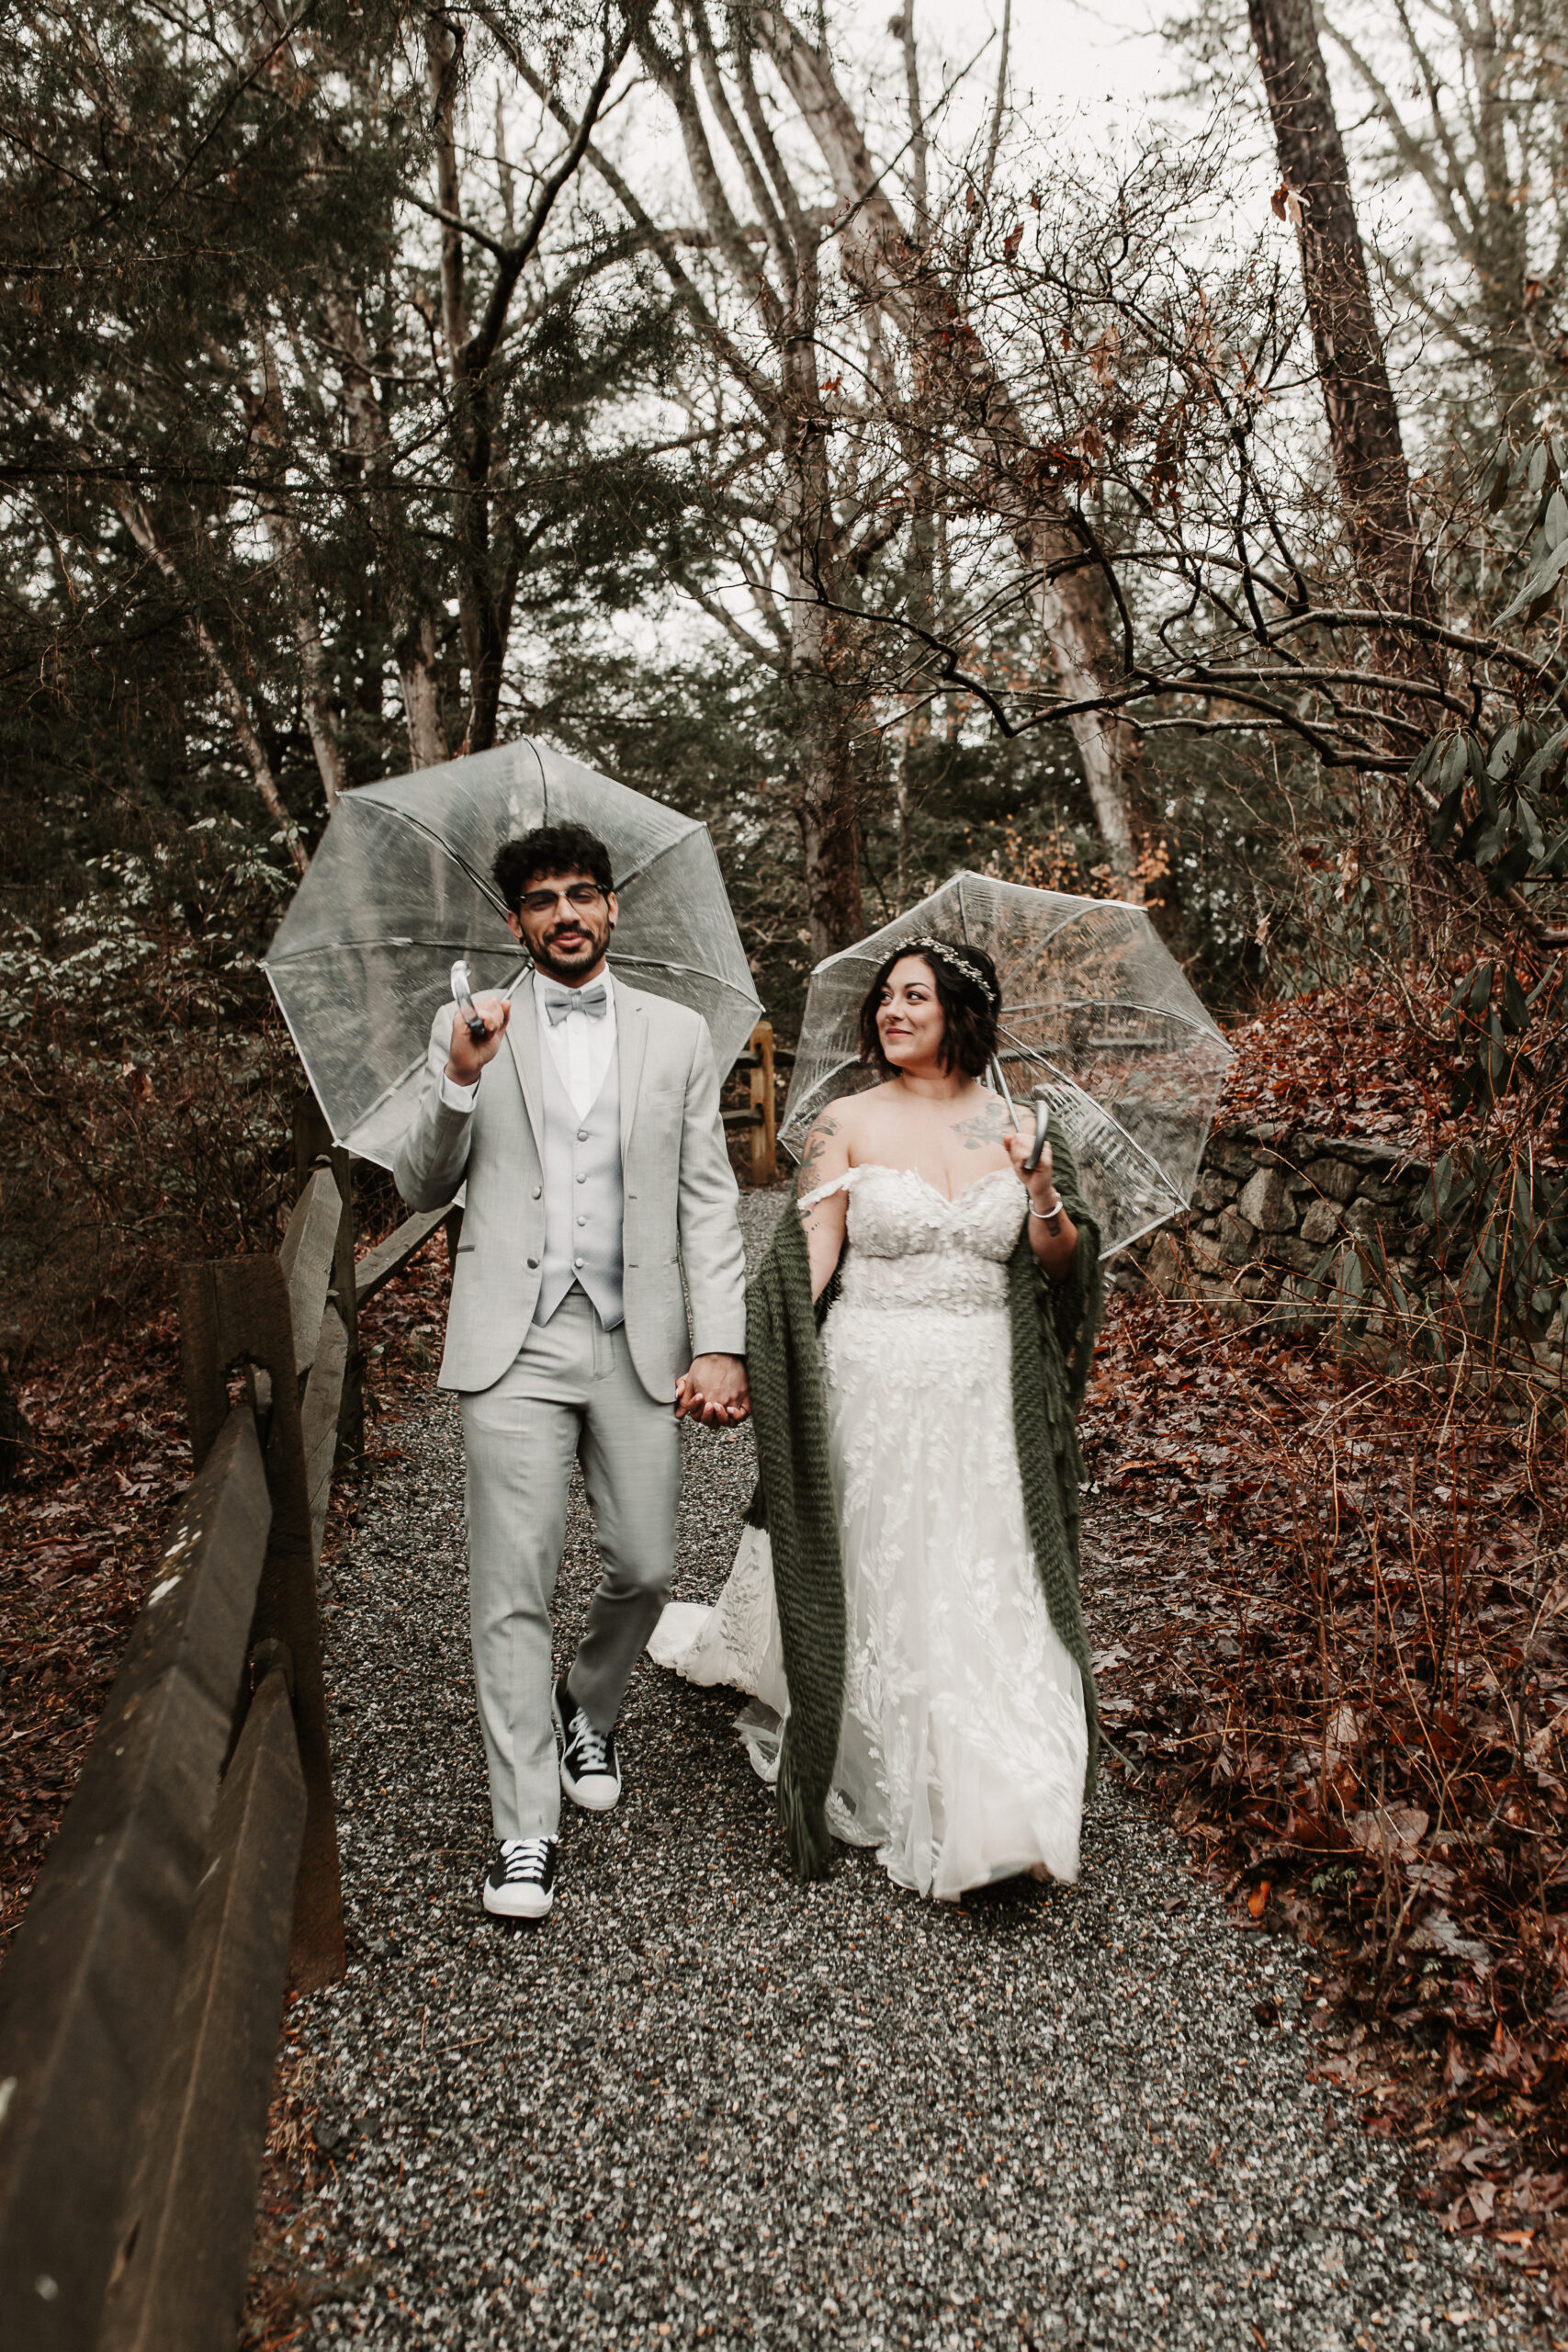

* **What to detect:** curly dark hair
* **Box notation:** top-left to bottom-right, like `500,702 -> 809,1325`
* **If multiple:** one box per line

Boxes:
492,823 -> 615,911
857,940 -> 1000,1078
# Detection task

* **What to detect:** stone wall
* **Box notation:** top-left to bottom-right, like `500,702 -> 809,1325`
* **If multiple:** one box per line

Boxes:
1123,1125 -> 1440,1318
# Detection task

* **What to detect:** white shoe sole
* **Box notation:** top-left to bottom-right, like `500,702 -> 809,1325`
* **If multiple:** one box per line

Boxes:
560,1768 -> 619,1812
482,1879 -> 554,1920
552,1687 -> 622,1812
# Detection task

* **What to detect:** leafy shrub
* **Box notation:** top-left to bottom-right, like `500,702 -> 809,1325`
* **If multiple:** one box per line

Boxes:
0,837 -> 297,1363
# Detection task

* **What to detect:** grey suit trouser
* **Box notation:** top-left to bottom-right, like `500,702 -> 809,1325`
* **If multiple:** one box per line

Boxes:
458,1286 -> 680,1842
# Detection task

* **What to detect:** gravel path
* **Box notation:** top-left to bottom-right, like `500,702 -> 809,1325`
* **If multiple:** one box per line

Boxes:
273,1193 -> 1551,2350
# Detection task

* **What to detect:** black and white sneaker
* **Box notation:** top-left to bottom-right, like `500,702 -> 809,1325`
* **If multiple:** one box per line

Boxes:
483,1837 -> 557,1920
552,1675 -> 622,1812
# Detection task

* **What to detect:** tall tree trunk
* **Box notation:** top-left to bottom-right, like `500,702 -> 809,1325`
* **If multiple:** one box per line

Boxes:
1247,0 -> 1438,625
614,11 -> 863,954
19,367 -> 308,871
758,13 -> 1151,891
108,482 -> 306,871
795,663 -> 863,959
249,338 -> 347,811
1030,514 -> 1139,871
324,290 -> 450,769
427,17 -> 626,756
774,331 -> 863,956
1320,6 -> 1538,429
427,17 -> 500,755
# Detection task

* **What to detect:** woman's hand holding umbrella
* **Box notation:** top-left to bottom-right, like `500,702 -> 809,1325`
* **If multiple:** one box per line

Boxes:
1001,1124 -> 1079,1276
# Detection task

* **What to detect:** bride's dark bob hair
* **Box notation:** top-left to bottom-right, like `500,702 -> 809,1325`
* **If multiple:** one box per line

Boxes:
858,938 -> 1001,1078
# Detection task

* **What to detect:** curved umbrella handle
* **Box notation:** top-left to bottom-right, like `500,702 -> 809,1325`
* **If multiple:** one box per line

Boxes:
450,959 -> 489,1045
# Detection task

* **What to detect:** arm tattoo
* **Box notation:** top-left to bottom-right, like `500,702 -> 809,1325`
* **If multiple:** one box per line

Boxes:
796,1114 -> 840,1194
952,1102 -> 1010,1150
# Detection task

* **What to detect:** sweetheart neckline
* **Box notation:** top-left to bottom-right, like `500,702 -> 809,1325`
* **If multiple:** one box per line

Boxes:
849,1162 -> 1022,1209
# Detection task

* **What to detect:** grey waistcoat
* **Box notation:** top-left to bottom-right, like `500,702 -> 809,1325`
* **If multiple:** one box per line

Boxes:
535,1026 -> 625,1329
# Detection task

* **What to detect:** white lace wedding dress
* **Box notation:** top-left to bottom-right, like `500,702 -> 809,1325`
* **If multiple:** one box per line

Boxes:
648,1164 -> 1088,1900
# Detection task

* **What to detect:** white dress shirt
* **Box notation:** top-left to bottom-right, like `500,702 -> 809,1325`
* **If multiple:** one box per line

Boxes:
536,967 -> 617,1117
439,968 -> 618,1118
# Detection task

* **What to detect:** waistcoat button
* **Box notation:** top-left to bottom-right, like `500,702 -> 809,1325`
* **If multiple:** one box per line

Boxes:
532,1185 -> 542,1200
577,1129 -> 589,1142
576,1171 -> 586,1184
526,1256 -> 539,1270
573,1254 -> 584,1268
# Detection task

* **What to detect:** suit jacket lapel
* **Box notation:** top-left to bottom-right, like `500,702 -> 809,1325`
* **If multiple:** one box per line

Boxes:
617,986 -> 648,1160
504,967 -> 546,1160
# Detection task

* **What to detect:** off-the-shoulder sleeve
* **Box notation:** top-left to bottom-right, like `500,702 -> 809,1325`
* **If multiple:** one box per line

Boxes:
796,1168 -> 862,1212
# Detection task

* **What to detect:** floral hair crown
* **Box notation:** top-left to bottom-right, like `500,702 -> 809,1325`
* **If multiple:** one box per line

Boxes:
891,935 -> 998,1007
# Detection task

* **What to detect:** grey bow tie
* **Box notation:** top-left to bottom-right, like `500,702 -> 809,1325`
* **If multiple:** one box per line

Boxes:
544,981 -> 608,1025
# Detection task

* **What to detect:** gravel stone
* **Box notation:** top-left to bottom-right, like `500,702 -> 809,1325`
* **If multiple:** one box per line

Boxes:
286,1189 -> 1550,2347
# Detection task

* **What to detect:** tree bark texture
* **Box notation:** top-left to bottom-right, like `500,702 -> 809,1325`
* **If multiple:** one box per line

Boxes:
111,485 -> 308,872
426,17 -> 502,756
248,339 -> 347,811
760,13 -> 1151,888
1247,0 -> 1437,624
323,291 -> 450,770
425,17 -> 626,759
1320,5 -> 1544,428
632,12 -> 864,954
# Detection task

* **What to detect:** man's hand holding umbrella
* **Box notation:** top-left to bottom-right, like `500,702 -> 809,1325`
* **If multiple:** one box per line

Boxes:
445,992 -> 513,1086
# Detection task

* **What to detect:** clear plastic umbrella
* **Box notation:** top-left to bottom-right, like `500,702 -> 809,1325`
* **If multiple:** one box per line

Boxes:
263,739 -> 761,1169
781,871 -> 1232,1258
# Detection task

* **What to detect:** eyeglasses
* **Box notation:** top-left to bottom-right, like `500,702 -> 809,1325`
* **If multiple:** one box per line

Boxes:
516,882 -> 608,916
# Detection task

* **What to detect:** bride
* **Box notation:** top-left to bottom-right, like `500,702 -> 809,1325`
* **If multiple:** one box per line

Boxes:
649,938 -> 1103,1900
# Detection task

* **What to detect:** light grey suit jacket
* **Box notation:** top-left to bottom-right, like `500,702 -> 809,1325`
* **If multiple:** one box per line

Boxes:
392,970 -> 747,1401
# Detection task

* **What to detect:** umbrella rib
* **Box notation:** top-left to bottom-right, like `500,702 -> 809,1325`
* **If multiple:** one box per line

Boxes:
998,993 -> 1231,1042
998,1030 -> 1187,1204
611,954 -> 757,990
341,967 -> 537,1137
388,806 -> 512,913
265,938 -> 525,963
953,873 -> 1153,957
607,829 -> 701,894
528,739 -> 704,895
263,967 -> 353,1152
1030,896 -> 1145,953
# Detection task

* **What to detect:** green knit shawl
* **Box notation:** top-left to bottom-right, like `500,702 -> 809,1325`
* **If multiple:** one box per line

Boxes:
745,1125 -> 1105,1879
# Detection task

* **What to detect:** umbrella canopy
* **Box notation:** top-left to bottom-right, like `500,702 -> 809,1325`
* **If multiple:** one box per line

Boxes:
264,739 -> 761,1168
782,871 -> 1232,1257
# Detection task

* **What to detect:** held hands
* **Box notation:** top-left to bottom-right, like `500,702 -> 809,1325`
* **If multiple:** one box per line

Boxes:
1002,1127 -> 1059,1214
675,1352 -> 751,1428
446,995 -> 511,1085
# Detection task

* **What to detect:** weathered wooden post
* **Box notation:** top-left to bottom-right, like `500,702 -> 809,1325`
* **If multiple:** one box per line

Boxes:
291,1089 -> 363,1461
179,1243 -> 345,1995
750,1019 -> 776,1185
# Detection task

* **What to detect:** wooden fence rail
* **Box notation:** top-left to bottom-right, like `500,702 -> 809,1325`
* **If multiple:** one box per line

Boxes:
0,1156 -> 451,2352
720,1019 -> 776,1183
0,1023 -> 777,2351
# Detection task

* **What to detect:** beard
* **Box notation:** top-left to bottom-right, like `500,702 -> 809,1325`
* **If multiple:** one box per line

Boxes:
531,914 -> 612,981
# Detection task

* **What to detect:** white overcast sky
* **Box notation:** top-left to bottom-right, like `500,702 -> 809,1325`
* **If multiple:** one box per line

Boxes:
904,0 -> 1177,126
587,0 -> 1216,222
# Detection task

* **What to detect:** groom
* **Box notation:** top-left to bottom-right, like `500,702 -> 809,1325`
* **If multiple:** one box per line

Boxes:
394,821 -> 750,1922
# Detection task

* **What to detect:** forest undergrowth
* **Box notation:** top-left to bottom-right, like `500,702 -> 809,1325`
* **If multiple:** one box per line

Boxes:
1082,1291 -> 1567,2299
1080,982 -> 1568,2307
